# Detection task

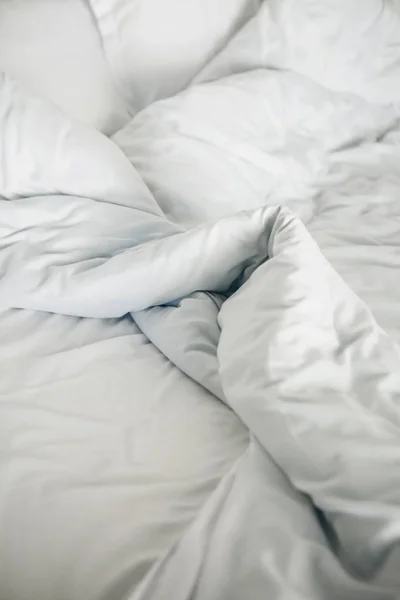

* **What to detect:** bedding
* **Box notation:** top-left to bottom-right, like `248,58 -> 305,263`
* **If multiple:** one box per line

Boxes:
88,0 -> 261,115
0,73 -> 248,600
2,1 -> 400,599
195,0 -> 400,104
0,0 -> 129,133
0,311 -> 246,600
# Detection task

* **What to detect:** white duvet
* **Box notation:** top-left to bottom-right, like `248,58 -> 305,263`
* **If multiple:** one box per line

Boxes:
2,1 -> 400,598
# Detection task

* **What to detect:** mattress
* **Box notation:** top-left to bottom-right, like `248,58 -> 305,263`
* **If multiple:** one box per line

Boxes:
1,1 -> 400,599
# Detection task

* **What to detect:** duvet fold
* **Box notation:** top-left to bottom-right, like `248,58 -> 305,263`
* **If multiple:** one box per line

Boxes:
1,70 -> 400,600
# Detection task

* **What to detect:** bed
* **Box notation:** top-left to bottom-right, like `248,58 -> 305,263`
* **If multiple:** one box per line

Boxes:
1,1 -> 400,599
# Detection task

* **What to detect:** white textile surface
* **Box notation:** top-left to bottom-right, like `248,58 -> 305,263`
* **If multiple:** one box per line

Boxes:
0,0 -> 129,133
2,2 -> 400,598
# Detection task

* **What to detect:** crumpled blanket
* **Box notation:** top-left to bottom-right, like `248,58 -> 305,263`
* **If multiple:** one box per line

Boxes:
1,57 -> 400,600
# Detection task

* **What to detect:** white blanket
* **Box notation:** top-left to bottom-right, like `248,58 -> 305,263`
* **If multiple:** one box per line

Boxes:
2,2 -> 400,595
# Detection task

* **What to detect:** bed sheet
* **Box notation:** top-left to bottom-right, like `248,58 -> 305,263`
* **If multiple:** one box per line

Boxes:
2,1 -> 400,598
0,0 -> 129,134
113,69 -> 400,599
0,308 -> 247,600
114,71 -> 400,345
0,73 -> 249,600
88,0 -> 260,116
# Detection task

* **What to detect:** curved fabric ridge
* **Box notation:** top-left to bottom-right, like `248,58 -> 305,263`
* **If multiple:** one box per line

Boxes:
131,211 -> 400,600
2,64 -> 400,600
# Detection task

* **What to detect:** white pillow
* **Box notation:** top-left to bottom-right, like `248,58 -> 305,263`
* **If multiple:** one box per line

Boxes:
197,0 -> 400,105
88,0 -> 261,114
0,0 -> 130,134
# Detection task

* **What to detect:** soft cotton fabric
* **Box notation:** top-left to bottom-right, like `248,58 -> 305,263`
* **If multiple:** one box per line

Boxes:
0,0 -> 129,133
196,0 -> 400,106
2,1 -> 400,598
88,0 -> 260,114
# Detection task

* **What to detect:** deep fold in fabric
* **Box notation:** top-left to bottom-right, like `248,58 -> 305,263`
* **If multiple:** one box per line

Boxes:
1,61 -> 400,598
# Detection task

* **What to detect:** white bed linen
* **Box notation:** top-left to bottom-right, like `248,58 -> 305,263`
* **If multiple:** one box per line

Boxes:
0,73 -> 247,600
0,0 -> 129,133
0,309 -> 246,600
88,0 -> 260,115
2,65 -> 400,598
114,69 -> 400,345
113,45 -> 400,600
2,1 -> 400,598
195,0 -> 400,105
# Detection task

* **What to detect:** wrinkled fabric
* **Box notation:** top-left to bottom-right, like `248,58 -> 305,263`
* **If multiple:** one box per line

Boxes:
1,68 -> 400,599
196,0 -> 400,106
88,0 -> 260,115
2,2 -> 400,595
0,0 -> 129,134
0,73 -> 249,600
